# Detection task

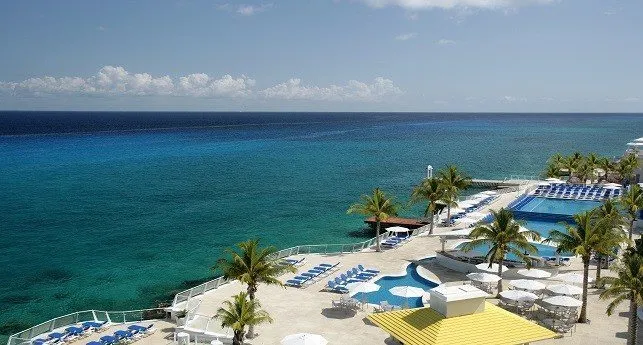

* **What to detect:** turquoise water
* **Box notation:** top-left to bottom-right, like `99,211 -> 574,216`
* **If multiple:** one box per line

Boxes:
516,197 -> 601,215
1,112 -> 642,339
352,262 -> 438,308
522,220 -> 570,238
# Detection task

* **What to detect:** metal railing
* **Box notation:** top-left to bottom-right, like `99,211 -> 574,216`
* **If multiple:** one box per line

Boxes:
7,308 -> 166,345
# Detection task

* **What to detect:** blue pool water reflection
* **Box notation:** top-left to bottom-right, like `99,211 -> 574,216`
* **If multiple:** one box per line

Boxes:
353,261 -> 438,308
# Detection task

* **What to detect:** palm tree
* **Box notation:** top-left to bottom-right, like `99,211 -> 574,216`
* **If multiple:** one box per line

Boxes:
215,239 -> 294,337
599,241 -> 643,345
214,292 -> 273,345
545,211 -> 612,323
347,188 -> 399,252
561,155 -> 580,182
549,153 -> 565,169
437,165 -> 472,224
593,200 -> 627,283
461,208 -> 540,293
410,178 -> 444,235
543,163 -> 560,179
598,157 -> 614,182
618,153 -> 640,186
585,153 -> 600,183
620,184 -> 643,242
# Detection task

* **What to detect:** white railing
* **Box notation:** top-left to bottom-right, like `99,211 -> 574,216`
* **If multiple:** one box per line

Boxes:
7,308 -> 166,345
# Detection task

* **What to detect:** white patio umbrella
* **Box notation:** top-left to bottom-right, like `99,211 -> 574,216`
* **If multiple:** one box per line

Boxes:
481,190 -> 498,195
545,178 -> 564,183
389,286 -> 425,308
603,184 -> 622,190
509,279 -> 546,291
542,295 -> 582,308
546,284 -> 583,296
555,272 -> 593,285
499,290 -> 539,302
386,226 -> 410,233
466,272 -> 502,283
281,333 -> 328,345
537,182 -> 551,187
475,262 -> 508,273
517,268 -> 552,279
389,286 -> 425,298
346,282 -> 380,296
450,207 -> 466,214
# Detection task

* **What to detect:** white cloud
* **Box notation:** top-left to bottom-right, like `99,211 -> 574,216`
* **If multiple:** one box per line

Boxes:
0,66 -> 254,98
236,3 -> 272,16
624,97 -> 640,103
97,26 -> 107,31
259,77 -> 403,102
395,32 -> 417,40
357,0 -> 555,10
437,38 -> 456,45
501,95 -> 528,103
0,67 -> 402,102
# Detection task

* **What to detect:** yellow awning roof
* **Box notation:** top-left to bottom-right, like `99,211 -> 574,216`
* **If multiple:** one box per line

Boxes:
368,302 -> 558,345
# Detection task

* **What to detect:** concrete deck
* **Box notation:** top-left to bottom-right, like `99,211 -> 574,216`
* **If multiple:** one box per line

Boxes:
182,188 -> 635,344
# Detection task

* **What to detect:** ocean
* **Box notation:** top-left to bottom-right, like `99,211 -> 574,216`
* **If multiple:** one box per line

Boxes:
0,112 -> 641,339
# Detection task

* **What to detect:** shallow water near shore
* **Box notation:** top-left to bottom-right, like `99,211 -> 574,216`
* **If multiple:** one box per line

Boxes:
0,112 -> 641,339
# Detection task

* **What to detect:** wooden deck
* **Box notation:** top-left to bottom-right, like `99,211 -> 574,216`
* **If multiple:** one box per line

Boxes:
364,216 -> 428,229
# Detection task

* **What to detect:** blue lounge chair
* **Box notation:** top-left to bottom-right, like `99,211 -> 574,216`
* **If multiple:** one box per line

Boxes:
86,342 -> 103,345
48,333 -> 66,342
114,330 -> 134,340
32,339 -> 49,345
358,264 -> 380,274
286,279 -> 306,287
351,267 -> 376,278
327,281 -> 348,293
340,273 -> 365,283
99,335 -> 118,345
346,269 -> 371,280
128,324 -> 153,333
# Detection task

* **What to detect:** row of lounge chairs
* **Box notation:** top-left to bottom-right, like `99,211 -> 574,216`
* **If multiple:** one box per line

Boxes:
280,257 -> 306,267
32,323 -> 154,345
533,184 -> 621,200
381,235 -> 410,249
285,262 -> 341,288
33,322 -> 108,345
445,193 -> 498,225
326,265 -> 380,293
86,324 -> 156,345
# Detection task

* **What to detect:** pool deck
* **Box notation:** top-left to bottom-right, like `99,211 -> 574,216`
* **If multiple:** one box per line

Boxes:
185,186 -> 638,344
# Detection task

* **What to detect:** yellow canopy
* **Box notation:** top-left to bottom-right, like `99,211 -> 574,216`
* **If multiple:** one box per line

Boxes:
368,302 -> 558,345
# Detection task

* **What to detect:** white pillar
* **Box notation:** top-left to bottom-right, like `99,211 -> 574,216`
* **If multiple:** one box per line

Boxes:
427,165 -> 433,179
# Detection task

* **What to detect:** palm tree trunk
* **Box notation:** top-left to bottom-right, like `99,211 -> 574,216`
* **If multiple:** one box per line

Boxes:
629,218 -> 635,242
497,258 -> 504,294
246,286 -> 257,338
446,205 -> 451,225
595,253 -> 602,287
375,220 -> 382,252
233,330 -> 243,345
578,258 -> 590,323
628,294 -> 637,345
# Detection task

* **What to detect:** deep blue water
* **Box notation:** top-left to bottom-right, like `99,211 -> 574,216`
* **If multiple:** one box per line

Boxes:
0,112 -> 641,339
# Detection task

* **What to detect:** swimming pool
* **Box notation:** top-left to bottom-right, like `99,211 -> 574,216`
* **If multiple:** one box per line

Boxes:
514,197 -> 600,216
522,220 -> 569,239
352,261 -> 438,308
453,241 -> 571,259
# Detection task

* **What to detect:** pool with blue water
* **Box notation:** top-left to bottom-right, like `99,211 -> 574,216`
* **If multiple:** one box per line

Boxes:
353,260 -> 438,308
454,241 -> 571,259
514,197 -> 600,216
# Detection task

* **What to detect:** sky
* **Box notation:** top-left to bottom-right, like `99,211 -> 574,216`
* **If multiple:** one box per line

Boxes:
0,0 -> 641,112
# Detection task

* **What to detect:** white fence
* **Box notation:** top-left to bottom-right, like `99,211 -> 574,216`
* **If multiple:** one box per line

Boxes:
7,308 -> 166,345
